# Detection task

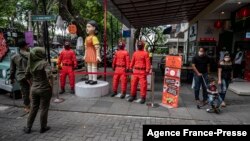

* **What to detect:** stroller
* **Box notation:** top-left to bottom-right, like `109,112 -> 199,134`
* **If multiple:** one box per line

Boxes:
197,76 -> 222,114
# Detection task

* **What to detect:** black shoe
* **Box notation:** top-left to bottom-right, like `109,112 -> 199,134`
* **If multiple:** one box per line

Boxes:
111,92 -> 117,97
120,94 -> 126,99
59,89 -> 65,94
128,96 -> 136,102
212,105 -> 216,109
40,126 -> 50,133
85,80 -> 91,84
140,98 -> 146,104
89,81 -> 97,85
70,89 -> 75,94
203,100 -> 208,105
23,127 -> 31,134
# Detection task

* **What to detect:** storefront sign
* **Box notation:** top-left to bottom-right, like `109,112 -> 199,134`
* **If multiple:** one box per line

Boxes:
162,55 -> 182,108
189,24 -> 197,42
199,38 -> 216,42
122,30 -> 131,38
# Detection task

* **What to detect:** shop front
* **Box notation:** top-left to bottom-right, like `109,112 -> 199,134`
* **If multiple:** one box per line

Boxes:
231,4 -> 250,80
187,20 -> 220,72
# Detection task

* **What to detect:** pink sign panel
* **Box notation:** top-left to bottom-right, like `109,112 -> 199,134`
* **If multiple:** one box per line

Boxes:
25,31 -> 34,47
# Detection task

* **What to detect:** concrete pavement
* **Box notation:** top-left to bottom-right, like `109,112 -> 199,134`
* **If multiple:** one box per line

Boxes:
1,69 -> 250,124
0,56 -> 250,141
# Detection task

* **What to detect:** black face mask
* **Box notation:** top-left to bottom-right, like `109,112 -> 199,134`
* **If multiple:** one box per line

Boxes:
137,45 -> 143,50
65,45 -> 70,49
118,45 -> 123,49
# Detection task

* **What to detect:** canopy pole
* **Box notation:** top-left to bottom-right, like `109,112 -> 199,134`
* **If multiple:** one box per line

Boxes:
103,0 -> 107,81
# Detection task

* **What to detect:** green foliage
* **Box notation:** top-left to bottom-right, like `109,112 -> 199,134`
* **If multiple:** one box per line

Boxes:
0,0 -> 16,16
72,0 -> 103,27
155,48 -> 168,54
141,26 -> 166,50
0,0 -> 122,47
0,0 -> 17,27
72,0 -> 122,47
0,0 -> 58,30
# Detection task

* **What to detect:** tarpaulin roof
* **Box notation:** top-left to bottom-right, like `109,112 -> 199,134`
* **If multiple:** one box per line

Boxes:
104,0 -> 214,28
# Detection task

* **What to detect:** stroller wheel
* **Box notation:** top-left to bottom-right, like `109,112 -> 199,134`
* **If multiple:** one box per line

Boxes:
197,105 -> 200,109
215,109 -> 221,114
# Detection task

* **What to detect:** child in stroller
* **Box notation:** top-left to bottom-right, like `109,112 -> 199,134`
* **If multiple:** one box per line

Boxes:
206,78 -> 223,114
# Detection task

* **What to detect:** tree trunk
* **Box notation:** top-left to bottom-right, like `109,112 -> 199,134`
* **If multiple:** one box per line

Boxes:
32,0 -> 41,46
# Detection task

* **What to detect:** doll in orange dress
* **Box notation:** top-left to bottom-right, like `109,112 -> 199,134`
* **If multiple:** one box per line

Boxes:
83,20 -> 101,85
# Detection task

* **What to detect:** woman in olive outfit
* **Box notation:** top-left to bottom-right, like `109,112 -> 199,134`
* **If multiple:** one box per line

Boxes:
218,53 -> 233,107
23,47 -> 53,134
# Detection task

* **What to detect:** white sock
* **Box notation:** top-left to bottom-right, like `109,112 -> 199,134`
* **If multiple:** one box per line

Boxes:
92,66 -> 97,81
87,65 -> 93,80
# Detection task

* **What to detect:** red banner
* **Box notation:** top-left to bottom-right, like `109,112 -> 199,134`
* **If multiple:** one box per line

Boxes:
0,32 -> 8,61
162,55 -> 182,108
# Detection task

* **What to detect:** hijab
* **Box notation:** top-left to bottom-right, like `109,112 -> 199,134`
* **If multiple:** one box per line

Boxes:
29,47 -> 46,73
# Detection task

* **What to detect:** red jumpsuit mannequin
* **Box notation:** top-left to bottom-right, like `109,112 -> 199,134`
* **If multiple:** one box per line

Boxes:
58,41 -> 77,94
129,41 -> 151,104
111,41 -> 130,99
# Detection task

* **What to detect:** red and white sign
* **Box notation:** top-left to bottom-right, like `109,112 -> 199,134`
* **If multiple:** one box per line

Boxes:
0,32 -> 8,61
162,55 -> 182,108
165,67 -> 181,78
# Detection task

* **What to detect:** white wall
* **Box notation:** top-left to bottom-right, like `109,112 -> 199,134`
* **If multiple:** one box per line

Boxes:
197,20 -> 220,42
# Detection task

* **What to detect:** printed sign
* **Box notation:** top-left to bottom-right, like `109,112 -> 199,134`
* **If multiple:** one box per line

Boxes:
68,24 -> 77,34
123,30 -> 131,38
25,31 -> 34,47
189,23 -> 197,41
162,55 -> 182,108
165,67 -> 181,78
162,75 -> 180,107
0,32 -> 8,60
31,15 -> 56,21
165,55 -> 182,69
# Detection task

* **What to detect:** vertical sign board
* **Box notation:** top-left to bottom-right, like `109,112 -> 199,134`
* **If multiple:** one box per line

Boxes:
122,30 -> 131,38
0,33 -> 8,60
162,55 -> 182,108
25,31 -> 34,47
189,23 -> 197,42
